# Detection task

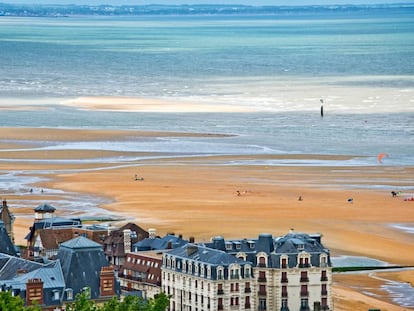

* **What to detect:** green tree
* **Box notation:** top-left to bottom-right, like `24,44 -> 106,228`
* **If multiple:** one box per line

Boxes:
0,291 -> 25,311
65,288 -> 97,311
0,291 -> 41,311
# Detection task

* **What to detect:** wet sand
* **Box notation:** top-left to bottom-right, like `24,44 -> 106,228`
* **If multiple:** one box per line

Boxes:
1,126 -> 414,310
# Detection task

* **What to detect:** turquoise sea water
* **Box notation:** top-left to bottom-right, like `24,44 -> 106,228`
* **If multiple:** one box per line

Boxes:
0,7 -> 413,167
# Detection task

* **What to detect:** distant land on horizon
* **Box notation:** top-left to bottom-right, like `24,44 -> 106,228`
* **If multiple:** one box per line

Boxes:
0,2 -> 413,16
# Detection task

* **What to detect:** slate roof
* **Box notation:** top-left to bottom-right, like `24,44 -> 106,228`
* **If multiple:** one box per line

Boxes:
205,232 -> 331,268
60,236 -> 102,250
1,260 -> 64,291
34,203 -> 56,212
133,234 -> 188,251
166,243 -> 249,267
0,221 -> 17,256
0,253 -> 44,280
57,236 -> 113,299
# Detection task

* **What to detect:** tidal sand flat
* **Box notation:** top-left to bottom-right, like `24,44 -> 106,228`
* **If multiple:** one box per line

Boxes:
1,6 -> 414,310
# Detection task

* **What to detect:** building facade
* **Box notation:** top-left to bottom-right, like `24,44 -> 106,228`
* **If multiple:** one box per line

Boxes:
162,243 -> 255,311
162,232 -> 332,311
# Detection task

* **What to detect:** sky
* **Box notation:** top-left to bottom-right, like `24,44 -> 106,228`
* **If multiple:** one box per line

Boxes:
2,0 -> 414,5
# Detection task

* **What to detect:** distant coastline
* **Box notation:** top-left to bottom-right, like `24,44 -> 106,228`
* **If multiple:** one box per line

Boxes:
0,3 -> 413,17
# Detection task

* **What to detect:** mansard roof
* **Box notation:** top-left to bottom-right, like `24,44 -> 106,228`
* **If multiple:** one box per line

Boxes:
34,203 -> 56,212
166,243 -> 250,267
134,234 -> 188,251
57,236 -> 110,299
60,236 -> 102,250
0,221 -> 17,256
274,232 -> 328,254
204,232 -> 331,268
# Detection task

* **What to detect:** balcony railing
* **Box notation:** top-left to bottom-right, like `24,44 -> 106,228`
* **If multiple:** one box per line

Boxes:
321,290 -> 328,296
245,303 -> 251,309
258,290 -> 267,296
298,264 -> 311,268
218,305 -> 223,310
217,289 -> 224,295
230,274 -> 240,279
300,290 -> 309,297
321,276 -> 328,281
300,277 -> 309,282
257,263 -> 266,267
244,288 -> 251,293
258,277 -> 267,282
281,278 -> 288,283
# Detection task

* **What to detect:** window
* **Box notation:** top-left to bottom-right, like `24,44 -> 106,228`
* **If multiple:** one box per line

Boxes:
225,242 -> 233,250
281,271 -> 288,283
281,257 -> 287,268
258,256 -> 266,267
259,298 -> 266,311
66,289 -> 73,300
245,265 -> 251,278
217,267 -> 224,279
52,290 -> 60,301
282,285 -> 288,297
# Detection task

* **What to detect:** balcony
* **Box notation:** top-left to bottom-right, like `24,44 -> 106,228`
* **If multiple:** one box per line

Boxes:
258,263 -> 267,268
321,290 -> 328,296
281,291 -> 288,298
281,278 -> 288,283
321,276 -> 328,281
217,289 -> 224,295
300,277 -> 309,282
258,277 -> 267,282
245,303 -> 251,309
258,290 -> 267,296
300,290 -> 309,297
218,305 -> 223,310
244,287 -> 251,293
298,264 -> 311,268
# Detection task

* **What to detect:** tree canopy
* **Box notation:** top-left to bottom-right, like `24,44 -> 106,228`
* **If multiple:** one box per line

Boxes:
0,290 -> 169,311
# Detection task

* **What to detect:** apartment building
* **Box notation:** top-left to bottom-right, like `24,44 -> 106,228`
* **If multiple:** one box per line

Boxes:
163,231 -> 332,311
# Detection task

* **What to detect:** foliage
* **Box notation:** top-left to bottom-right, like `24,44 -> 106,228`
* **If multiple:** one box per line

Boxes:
0,291 -> 41,311
66,290 -> 170,311
0,288 -> 169,311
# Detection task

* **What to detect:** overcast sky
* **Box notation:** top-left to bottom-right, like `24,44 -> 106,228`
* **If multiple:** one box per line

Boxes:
3,0 -> 414,5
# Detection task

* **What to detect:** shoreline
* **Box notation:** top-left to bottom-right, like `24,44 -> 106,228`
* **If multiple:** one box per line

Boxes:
60,96 -> 255,113
1,126 -> 414,310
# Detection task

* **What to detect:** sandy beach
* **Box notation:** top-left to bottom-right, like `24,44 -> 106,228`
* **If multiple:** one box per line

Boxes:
1,124 -> 414,310
61,96 -> 254,112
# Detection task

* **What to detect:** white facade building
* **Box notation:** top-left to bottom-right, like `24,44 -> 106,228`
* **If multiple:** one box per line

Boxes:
162,232 -> 332,311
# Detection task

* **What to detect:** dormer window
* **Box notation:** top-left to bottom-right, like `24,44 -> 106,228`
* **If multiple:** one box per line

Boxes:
52,289 -> 60,301
297,244 -> 304,250
248,241 -> 255,249
225,242 -> 233,250
66,288 -> 73,300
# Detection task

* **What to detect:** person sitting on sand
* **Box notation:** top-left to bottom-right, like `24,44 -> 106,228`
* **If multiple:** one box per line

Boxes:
391,191 -> 397,197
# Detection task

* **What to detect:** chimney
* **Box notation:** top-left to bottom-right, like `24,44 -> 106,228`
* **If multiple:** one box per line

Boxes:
189,236 -> 195,243
148,228 -> 156,239
26,278 -> 44,306
100,266 -> 115,297
2,199 -> 7,208
167,241 -> 173,249
123,229 -> 131,254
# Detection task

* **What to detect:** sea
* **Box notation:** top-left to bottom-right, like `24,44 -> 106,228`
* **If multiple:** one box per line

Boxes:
0,7 -> 413,168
